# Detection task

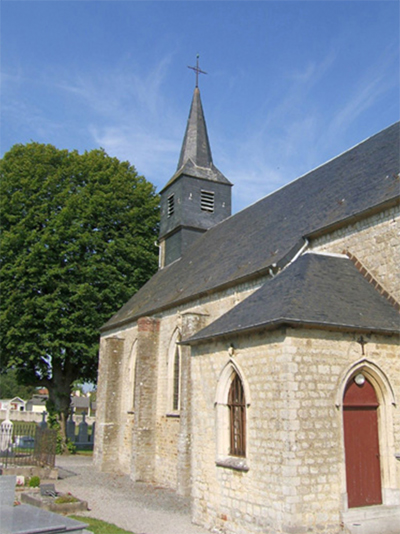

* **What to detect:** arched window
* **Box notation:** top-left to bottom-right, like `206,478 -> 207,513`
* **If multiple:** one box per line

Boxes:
167,329 -> 182,415
215,361 -> 250,471
172,344 -> 181,412
228,373 -> 246,457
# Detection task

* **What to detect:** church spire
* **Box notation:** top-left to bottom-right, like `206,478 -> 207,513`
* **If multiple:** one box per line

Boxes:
162,65 -> 231,190
176,86 -> 213,171
158,65 -> 232,267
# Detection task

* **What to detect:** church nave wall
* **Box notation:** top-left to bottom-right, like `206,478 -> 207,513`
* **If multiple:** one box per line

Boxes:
311,205 -> 399,302
190,328 -> 400,534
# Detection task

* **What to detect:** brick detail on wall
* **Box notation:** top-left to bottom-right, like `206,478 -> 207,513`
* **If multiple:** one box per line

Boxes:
343,250 -> 400,311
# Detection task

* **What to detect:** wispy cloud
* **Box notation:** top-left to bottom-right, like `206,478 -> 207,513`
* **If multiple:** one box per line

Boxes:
56,55 -> 173,122
220,43 -> 398,212
324,45 -> 398,146
1,36 -> 397,213
89,125 -> 180,181
1,54 -> 185,190
52,55 -> 185,185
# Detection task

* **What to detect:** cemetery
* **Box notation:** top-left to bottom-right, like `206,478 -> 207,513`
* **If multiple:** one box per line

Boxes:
0,475 -> 89,534
0,410 -> 91,533
20,482 -> 88,514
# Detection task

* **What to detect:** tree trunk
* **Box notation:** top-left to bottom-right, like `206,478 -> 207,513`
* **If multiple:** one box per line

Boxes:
46,358 -> 78,450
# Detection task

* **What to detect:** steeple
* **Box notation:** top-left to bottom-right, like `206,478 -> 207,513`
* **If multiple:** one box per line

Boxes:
162,86 -> 231,192
177,87 -> 213,170
158,71 -> 232,268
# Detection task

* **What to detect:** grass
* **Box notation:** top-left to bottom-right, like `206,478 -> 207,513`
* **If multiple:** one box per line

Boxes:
69,515 -> 135,534
75,449 -> 93,456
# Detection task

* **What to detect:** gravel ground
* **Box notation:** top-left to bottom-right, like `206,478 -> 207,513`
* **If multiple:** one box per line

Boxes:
53,455 -> 211,534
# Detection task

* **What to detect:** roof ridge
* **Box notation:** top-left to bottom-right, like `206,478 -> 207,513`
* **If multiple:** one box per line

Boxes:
235,122 -> 400,218
343,250 -> 400,312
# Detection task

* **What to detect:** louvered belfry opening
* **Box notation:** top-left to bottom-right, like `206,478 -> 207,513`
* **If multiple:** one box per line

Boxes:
167,194 -> 175,217
201,190 -> 215,212
228,373 -> 246,457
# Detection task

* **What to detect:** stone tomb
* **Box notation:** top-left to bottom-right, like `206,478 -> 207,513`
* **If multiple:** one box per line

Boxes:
20,482 -> 88,514
0,475 -> 89,534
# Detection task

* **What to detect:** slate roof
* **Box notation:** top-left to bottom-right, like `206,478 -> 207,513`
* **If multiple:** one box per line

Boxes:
26,395 -> 47,407
183,253 -> 400,344
162,88 -> 231,191
102,122 -> 399,332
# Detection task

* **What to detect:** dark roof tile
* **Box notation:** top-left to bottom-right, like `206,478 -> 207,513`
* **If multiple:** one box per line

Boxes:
102,122 -> 399,331
184,253 -> 400,344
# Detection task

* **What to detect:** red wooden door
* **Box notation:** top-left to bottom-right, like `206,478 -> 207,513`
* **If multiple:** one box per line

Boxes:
343,377 -> 382,508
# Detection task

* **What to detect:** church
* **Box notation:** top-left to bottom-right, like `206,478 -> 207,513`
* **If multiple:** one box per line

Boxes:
93,78 -> 400,534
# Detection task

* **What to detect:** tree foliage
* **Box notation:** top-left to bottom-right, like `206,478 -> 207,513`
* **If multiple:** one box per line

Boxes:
0,368 -> 36,400
0,143 -> 159,431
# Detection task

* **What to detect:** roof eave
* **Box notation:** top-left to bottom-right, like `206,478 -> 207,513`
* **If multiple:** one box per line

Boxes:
305,196 -> 399,240
181,319 -> 400,346
99,237 -> 309,334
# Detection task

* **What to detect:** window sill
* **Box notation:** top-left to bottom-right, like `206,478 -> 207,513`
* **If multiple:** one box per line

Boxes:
216,456 -> 249,472
166,412 -> 180,418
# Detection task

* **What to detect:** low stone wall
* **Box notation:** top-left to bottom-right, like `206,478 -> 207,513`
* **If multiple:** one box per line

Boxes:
0,410 -> 44,424
0,410 -> 96,426
1,466 -> 58,480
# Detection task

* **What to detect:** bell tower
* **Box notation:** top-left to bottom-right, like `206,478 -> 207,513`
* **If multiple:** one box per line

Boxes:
159,60 -> 232,267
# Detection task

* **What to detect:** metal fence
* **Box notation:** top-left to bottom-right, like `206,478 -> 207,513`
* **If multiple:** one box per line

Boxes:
0,422 -> 57,469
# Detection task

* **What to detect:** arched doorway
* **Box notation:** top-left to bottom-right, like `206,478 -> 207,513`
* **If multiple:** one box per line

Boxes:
343,374 -> 382,508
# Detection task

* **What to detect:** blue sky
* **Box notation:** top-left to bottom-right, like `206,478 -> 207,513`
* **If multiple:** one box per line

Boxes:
1,1 -> 399,213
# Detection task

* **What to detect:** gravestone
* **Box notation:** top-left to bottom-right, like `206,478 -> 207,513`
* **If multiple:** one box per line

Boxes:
67,414 -> 76,441
40,483 -> 57,497
0,475 -> 90,533
39,411 -> 47,429
0,474 -> 16,505
78,413 -> 88,443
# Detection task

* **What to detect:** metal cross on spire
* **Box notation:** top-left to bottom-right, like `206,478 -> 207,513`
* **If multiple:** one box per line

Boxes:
188,54 -> 207,88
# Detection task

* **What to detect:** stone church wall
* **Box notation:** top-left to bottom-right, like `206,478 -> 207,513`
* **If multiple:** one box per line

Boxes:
190,329 -> 400,534
93,204 -> 399,532
311,206 -> 399,302
94,323 -> 138,473
94,276 -> 266,484
149,280 -> 267,490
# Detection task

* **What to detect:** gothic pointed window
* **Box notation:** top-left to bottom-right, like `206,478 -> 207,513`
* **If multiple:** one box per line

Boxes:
228,373 -> 246,457
167,329 -> 182,415
172,345 -> 181,411
215,363 -> 249,471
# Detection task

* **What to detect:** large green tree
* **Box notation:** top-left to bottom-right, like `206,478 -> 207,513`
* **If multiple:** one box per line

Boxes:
0,368 -> 36,400
0,143 -> 159,436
